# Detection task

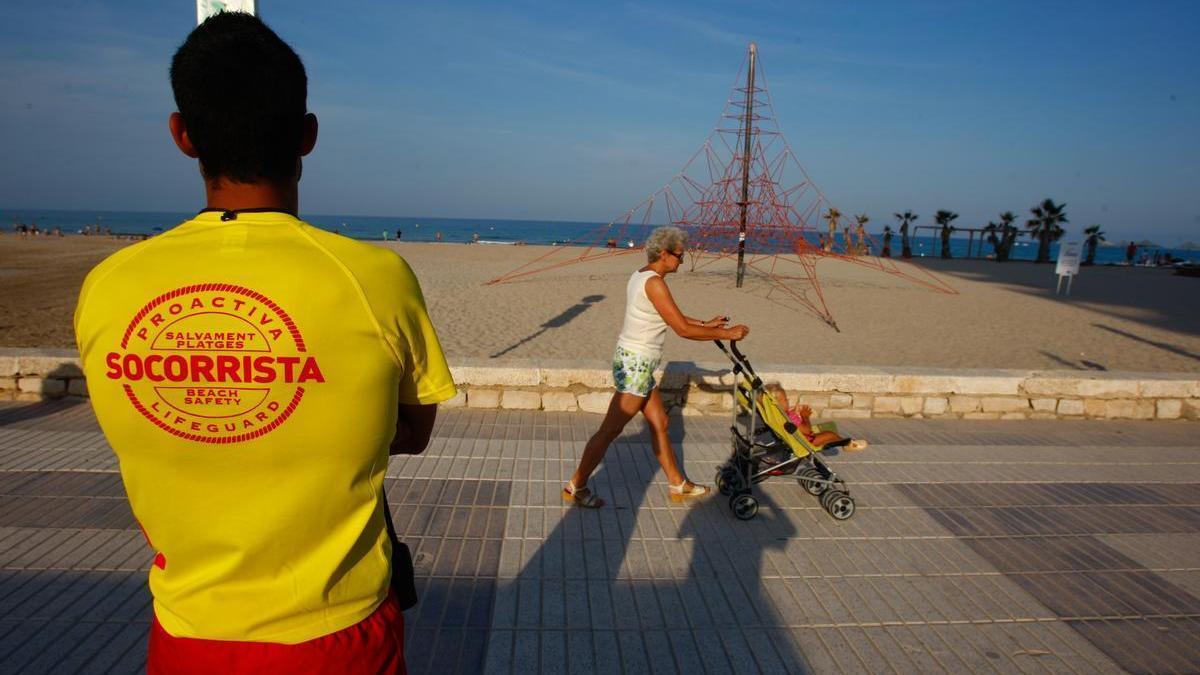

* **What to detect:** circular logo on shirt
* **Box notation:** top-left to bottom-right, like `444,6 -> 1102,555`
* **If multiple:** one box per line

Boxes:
104,284 -> 324,444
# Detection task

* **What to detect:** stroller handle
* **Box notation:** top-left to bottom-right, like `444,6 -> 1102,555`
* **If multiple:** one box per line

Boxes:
714,339 -> 749,362
714,339 -> 757,378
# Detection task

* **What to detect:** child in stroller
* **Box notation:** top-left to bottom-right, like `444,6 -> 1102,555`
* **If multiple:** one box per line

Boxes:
765,384 -> 868,454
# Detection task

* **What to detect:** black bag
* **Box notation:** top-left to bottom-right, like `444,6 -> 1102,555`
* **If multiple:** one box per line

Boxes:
381,491 -> 418,610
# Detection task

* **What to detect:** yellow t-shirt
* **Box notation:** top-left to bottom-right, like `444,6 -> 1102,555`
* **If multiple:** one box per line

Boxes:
74,211 -> 456,643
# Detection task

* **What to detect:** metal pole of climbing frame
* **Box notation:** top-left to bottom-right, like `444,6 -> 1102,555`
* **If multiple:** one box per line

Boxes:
735,42 -> 756,288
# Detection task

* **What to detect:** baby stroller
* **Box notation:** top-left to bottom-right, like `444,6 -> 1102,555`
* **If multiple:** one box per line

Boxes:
713,340 -> 856,521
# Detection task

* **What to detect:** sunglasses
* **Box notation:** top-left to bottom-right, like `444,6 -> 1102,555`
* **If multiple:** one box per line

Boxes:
664,249 -> 684,260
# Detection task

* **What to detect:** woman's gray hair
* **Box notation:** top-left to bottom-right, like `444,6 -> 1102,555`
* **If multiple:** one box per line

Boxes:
644,226 -> 688,262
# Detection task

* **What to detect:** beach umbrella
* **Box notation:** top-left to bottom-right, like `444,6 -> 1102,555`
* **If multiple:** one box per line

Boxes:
1176,241 -> 1200,251
1134,239 -> 1160,248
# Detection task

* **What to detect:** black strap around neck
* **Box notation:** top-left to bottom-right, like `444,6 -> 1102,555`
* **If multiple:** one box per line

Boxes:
198,207 -> 297,222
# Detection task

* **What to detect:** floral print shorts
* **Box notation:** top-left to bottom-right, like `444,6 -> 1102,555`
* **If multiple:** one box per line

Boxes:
612,346 -> 661,397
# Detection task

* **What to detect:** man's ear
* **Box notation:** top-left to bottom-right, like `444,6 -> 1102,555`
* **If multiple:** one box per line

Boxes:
168,113 -> 199,158
300,113 -> 318,156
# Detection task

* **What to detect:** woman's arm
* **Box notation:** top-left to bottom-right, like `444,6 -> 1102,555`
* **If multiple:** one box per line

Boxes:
645,276 -> 749,341
683,315 -> 729,327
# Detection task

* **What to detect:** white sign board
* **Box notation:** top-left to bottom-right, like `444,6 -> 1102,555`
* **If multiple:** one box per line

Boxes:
197,0 -> 257,24
1056,241 -> 1081,276
1055,240 -> 1081,294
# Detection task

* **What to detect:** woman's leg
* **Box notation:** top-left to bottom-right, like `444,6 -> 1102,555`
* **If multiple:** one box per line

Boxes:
569,392 -> 646,489
642,388 -> 686,486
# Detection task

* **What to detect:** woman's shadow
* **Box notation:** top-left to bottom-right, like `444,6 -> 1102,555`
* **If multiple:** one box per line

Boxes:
484,410 -> 812,673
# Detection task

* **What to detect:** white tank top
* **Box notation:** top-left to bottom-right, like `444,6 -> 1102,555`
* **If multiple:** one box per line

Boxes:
616,269 -> 668,359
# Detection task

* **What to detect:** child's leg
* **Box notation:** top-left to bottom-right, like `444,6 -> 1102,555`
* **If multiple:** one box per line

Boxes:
811,431 -> 842,447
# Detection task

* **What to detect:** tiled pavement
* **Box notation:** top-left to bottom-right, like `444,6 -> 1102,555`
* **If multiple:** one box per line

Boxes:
1,400 -> 1198,674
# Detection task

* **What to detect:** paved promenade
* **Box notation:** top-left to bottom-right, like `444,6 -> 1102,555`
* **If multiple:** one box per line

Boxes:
1,400 -> 1198,674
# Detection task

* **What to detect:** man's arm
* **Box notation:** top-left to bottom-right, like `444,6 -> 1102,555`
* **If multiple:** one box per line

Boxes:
389,403 -> 438,455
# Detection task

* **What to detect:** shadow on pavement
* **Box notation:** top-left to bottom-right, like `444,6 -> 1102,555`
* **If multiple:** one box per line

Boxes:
0,399 -> 86,428
484,411 -> 812,673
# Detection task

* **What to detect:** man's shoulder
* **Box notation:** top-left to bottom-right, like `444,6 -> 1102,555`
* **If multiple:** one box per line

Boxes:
297,223 -> 413,282
81,235 -> 165,290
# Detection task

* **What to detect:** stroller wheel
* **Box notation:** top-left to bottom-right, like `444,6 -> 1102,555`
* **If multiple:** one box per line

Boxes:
729,493 -> 759,520
821,490 -> 855,520
798,468 -> 827,496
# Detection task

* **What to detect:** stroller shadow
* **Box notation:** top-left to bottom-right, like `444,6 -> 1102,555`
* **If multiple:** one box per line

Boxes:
484,411 -> 813,672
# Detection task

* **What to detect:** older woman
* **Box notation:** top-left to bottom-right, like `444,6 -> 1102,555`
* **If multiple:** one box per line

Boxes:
563,226 -> 750,507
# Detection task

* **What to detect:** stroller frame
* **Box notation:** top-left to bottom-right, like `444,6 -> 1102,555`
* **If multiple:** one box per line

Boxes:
713,340 -> 856,521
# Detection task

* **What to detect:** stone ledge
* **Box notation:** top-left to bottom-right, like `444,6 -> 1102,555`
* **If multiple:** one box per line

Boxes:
2,349 -> 1197,421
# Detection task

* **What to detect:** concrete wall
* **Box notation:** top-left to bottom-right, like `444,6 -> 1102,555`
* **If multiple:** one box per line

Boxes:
3,349 -> 1198,421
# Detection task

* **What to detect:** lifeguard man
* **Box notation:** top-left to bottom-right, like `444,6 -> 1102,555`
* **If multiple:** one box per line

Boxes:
74,13 -> 455,673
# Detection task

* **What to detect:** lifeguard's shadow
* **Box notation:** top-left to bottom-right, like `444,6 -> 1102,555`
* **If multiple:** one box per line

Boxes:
484,413 -> 812,673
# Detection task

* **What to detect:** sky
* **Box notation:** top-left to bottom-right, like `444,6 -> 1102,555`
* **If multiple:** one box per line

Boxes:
0,0 -> 1197,243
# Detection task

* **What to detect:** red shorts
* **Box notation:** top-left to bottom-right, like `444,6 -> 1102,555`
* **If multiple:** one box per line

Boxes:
148,592 -> 406,675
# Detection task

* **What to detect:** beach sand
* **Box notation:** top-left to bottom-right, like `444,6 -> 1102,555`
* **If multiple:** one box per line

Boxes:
3,235 -> 1198,373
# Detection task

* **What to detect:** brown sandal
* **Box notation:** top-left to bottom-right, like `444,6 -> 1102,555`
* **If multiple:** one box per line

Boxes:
562,483 -> 605,508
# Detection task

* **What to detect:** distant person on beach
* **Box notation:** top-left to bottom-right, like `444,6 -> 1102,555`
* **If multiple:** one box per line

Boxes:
395,228 -> 402,240
1126,241 -> 1136,264
435,231 -> 442,242
74,14 -> 455,673
562,226 -> 749,508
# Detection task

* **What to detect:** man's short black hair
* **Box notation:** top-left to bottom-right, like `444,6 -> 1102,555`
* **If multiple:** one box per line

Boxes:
170,12 -> 307,184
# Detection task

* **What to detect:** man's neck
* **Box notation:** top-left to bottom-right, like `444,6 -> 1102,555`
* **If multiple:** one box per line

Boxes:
205,178 -> 298,214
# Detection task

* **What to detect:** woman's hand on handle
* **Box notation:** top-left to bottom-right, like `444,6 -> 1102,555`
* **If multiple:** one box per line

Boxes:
723,324 -> 750,341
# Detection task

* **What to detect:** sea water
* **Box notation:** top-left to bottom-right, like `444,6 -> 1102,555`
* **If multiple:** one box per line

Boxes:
4,208 -> 1195,265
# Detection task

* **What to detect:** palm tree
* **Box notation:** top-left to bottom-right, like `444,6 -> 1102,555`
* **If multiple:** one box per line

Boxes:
986,211 -> 1018,262
1083,224 -> 1106,265
984,220 -> 1003,259
894,210 -> 917,258
822,207 -> 841,252
1027,198 -> 1068,263
854,214 -> 869,255
935,210 -> 958,258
